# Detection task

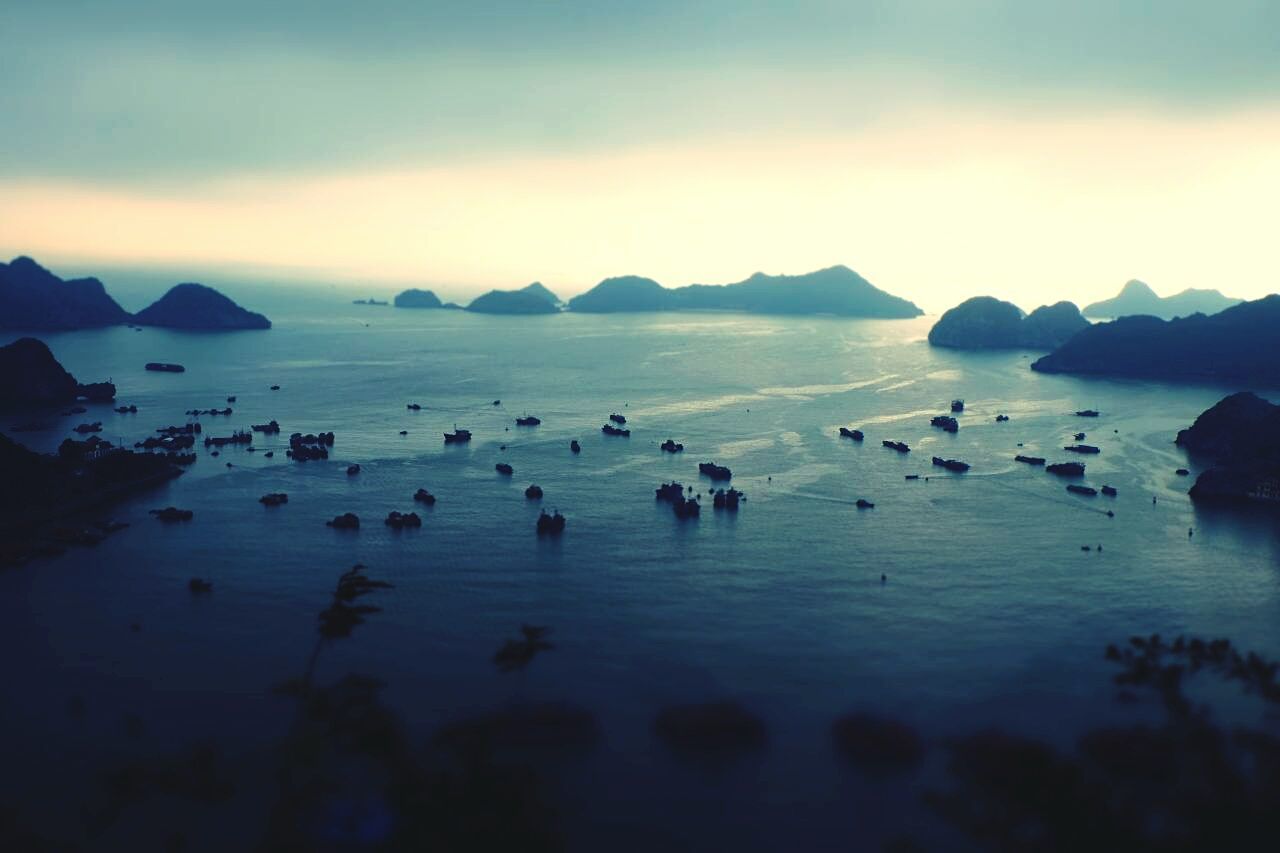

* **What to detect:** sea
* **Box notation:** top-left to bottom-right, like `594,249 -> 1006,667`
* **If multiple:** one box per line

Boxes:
2,287 -> 1278,851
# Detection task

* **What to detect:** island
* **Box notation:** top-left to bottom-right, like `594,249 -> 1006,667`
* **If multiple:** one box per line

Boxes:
133,283 -> 271,330
465,288 -> 560,315
0,430 -> 184,567
0,337 -> 116,410
1175,392 -> 1280,507
928,297 -> 1089,349
393,289 -> 444,309
0,256 -> 131,330
1082,279 -> 1241,320
1030,295 -> 1280,384
521,281 -> 561,305
567,266 -> 922,318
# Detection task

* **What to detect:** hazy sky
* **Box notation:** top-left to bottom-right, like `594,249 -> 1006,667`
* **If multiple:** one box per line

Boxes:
2,1 -> 1278,310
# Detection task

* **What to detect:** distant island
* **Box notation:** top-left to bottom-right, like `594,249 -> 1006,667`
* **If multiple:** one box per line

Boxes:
1176,392 -> 1280,507
928,297 -> 1089,350
393,289 -> 443,309
1031,295 -> 1280,384
0,256 -> 272,331
521,281 -> 561,305
135,283 -> 271,330
0,337 -> 116,410
567,266 -> 922,318
465,284 -> 560,315
0,256 -> 131,330
1083,279 -> 1241,320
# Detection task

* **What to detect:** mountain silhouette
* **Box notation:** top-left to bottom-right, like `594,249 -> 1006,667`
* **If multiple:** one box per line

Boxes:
394,288 -> 444,309
1082,279 -> 1240,320
134,283 -> 271,329
568,266 -> 921,317
0,256 -> 130,330
929,297 -> 1088,349
466,288 -> 559,315
1032,295 -> 1280,383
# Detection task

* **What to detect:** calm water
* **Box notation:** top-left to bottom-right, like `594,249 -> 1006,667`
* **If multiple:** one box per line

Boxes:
3,295 -> 1279,850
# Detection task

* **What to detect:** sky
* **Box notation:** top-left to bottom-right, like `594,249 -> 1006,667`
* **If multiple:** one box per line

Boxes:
2,0 -> 1279,311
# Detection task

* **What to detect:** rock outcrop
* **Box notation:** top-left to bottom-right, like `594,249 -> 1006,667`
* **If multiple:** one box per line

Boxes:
1031,295 -> 1280,384
134,283 -> 271,330
1176,392 -> 1280,507
0,337 -> 116,410
0,256 -> 131,330
928,297 -> 1088,349
393,289 -> 444,309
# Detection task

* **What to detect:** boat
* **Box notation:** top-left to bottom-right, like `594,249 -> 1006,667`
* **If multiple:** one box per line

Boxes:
609,413 -> 627,425
145,362 -> 185,373
537,510 -> 566,535
1067,484 -> 1097,496
150,507 -> 193,522
251,420 -> 280,433
713,488 -> 743,510
601,423 -> 630,437
495,462 -> 514,475
1075,409 -> 1100,417
672,496 -> 700,518
838,427 -> 864,441
1014,455 -> 1046,465
444,427 -> 472,444
384,511 -> 422,528
516,415 -> 541,426
347,464 -> 360,475
407,403 -> 422,410
655,482 -> 686,502
951,399 -> 965,412
525,484 -> 543,499
1175,468 -> 1190,476
259,493 -> 288,506
1064,444 -> 1100,454
661,439 -> 684,453
931,457 -> 970,473
995,414 -> 1010,422
570,439 -> 581,453
905,474 -> 919,480
698,462 -> 732,481
1074,432 -> 1086,440
882,440 -> 910,453
931,415 -> 959,433
414,488 -> 437,504
1047,461 -> 1086,476
1101,485 -> 1118,496
856,498 -> 875,509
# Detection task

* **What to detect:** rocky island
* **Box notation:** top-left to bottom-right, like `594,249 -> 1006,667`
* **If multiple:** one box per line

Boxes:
1175,392 -> 1280,507
928,297 -> 1089,349
134,283 -> 271,330
465,287 -> 560,315
1031,295 -> 1280,384
393,288 -> 444,309
0,256 -> 131,330
0,338 -> 116,410
568,266 -> 922,318
1083,279 -> 1241,320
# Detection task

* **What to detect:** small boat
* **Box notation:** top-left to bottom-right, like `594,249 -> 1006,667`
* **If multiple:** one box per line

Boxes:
838,427 -> 864,441
1075,409 -> 1100,418
537,510 -> 566,535
1067,484 -> 1098,496
407,403 -> 422,411
856,498 -> 875,509
444,427 -> 472,444
145,362 -> 185,373
1014,455 -> 1046,465
661,439 -> 684,453
1074,432 -> 1086,440
570,439 -> 581,453
713,488 -> 743,510
516,415 -> 541,426
1047,461 -> 1086,476
951,399 -> 965,413
931,457 -> 970,473
995,414 -> 1010,422
601,423 -> 630,437
1101,485 -> 1118,497
495,462 -> 514,475
609,413 -> 627,425
525,484 -> 543,499
882,440 -> 910,453
384,511 -> 422,529
414,488 -> 436,505
259,493 -> 288,506
347,464 -> 360,475
1064,444 -> 1100,454
270,385 -> 280,391
905,474 -> 919,480
931,415 -> 959,433
1175,468 -> 1190,476
492,399 -> 501,406
226,396 -> 236,403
